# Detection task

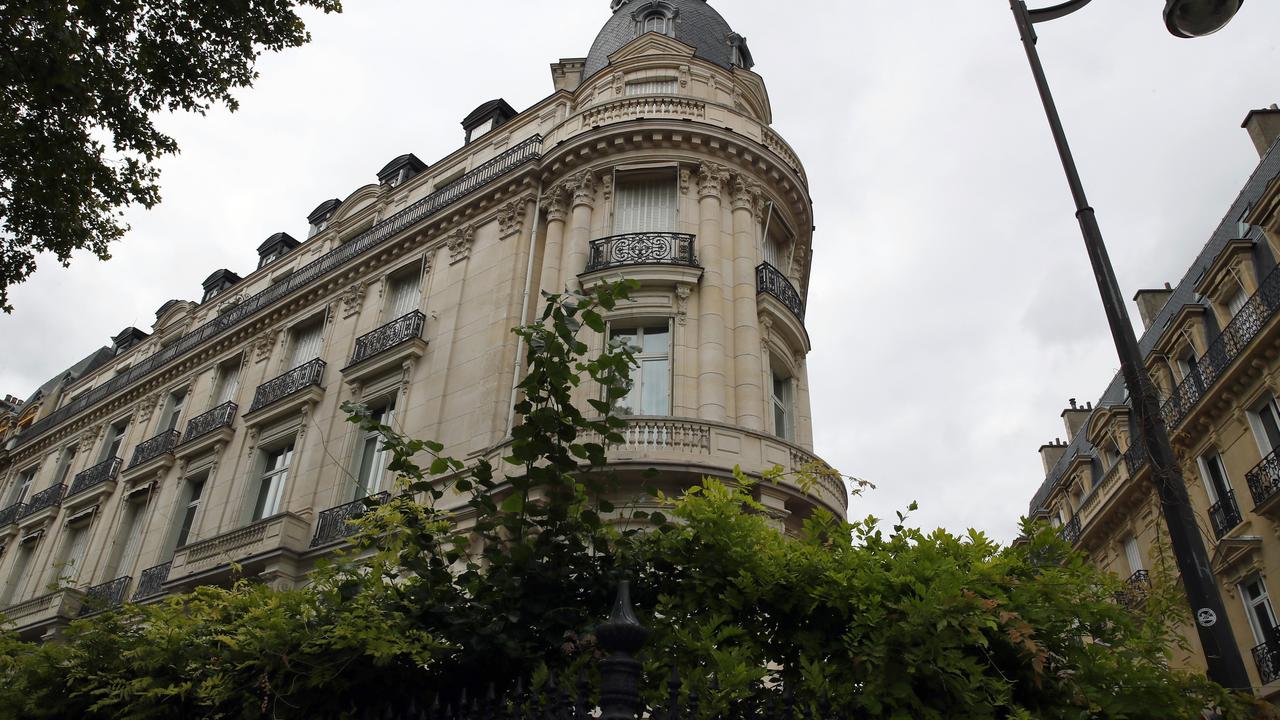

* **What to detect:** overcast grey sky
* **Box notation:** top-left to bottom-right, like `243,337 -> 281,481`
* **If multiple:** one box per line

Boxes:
1,0 -> 1277,542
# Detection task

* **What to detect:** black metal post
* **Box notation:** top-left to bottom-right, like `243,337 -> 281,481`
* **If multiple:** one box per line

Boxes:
1009,0 -> 1251,692
596,580 -> 650,720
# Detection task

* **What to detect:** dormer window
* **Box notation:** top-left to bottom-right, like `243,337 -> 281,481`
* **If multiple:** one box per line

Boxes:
201,269 -> 242,303
640,10 -> 672,35
256,232 -> 300,270
376,154 -> 427,188
306,198 -> 342,238
461,99 -> 517,145
112,327 -> 150,355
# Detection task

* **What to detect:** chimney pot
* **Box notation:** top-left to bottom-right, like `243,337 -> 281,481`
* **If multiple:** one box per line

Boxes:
1069,398 -> 1078,409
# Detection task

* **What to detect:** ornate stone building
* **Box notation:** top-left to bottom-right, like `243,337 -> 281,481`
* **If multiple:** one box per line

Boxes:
0,0 -> 844,639
1028,106 -> 1280,696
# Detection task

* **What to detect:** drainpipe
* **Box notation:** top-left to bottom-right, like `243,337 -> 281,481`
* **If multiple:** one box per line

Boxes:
507,184 -> 543,435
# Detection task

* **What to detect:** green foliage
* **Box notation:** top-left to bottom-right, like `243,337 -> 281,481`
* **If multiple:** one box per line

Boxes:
0,281 -> 1268,718
0,0 -> 342,312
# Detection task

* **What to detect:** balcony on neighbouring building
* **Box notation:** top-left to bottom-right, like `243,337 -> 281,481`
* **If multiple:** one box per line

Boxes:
1209,489 -> 1243,540
78,576 -> 132,616
584,232 -> 698,273
310,492 -> 391,547
177,402 -> 237,461
1247,448 -> 1280,514
1058,515 -> 1081,545
127,430 -> 181,472
1162,262 -> 1280,428
245,360 -> 325,430
1254,640 -> 1280,685
756,262 -> 805,322
1115,569 -> 1151,609
69,457 -> 121,497
132,561 -> 172,601
16,483 -> 66,525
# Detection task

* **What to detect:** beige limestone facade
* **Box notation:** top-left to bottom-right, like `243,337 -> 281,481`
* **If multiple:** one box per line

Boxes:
1027,107 -> 1280,698
0,0 -> 845,640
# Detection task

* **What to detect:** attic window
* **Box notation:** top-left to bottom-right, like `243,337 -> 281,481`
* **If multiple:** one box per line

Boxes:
625,79 -> 677,96
470,117 -> 495,141
639,11 -> 672,36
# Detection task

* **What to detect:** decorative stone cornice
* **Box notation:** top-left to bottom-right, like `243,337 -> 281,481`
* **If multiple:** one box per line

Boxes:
447,225 -> 475,265
696,162 -> 728,200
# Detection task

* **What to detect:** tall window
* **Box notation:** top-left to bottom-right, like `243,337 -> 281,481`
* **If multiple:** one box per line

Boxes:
53,446 -> 77,487
385,266 -> 422,319
1251,395 -> 1280,456
1123,536 -> 1144,574
100,420 -> 129,462
48,521 -> 92,587
8,467 -> 36,506
106,498 -> 148,579
213,358 -> 242,406
161,389 -> 187,432
1227,286 -> 1250,319
1198,450 -> 1234,504
287,319 -> 324,368
610,325 -> 670,416
1241,574 -> 1279,645
354,401 -> 395,498
0,539 -> 35,606
613,175 -> 676,235
772,373 -> 794,441
253,445 -> 294,521
172,476 -> 206,552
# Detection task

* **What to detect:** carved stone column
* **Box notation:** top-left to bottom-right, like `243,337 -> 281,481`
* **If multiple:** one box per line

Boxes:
538,187 -> 570,296
562,170 -> 598,290
696,163 -> 729,421
730,175 -> 764,431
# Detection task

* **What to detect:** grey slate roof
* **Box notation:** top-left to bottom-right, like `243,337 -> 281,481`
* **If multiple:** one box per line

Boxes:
21,347 -> 115,407
583,0 -> 748,80
1028,138 -> 1280,514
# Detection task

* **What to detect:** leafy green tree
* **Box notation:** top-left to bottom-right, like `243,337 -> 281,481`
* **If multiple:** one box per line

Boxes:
0,282 -> 1269,718
0,0 -> 342,312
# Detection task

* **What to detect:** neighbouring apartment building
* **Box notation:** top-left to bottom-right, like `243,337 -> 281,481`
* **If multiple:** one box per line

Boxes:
1027,106 -> 1280,696
0,0 -> 845,639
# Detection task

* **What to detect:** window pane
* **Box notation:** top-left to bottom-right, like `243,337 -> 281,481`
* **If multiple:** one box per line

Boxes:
357,436 -> 379,496
613,178 -> 676,234
1261,403 -> 1280,454
641,326 -> 669,354
215,363 -> 241,405
288,321 -> 323,367
176,505 -> 198,548
640,358 -> 669,415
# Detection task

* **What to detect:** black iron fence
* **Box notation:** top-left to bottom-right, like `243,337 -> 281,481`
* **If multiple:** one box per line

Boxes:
755,262 -> 805,322
17,483 -> 66,519
311,492 -> 391,547
128,430 -> 181,470
584,232 -> 697,273
1208,490 -> 1243,541
349,312 -> 426,368
1247,447 -> 1280,508
1057,515 -> 1081,545
182,402 -> 237,445
248,359 -> 325,414
1162,262 -> 1280,428
0,501 -> 24,527
1115,569 -> 1151,609
70,457 -> 122,496
78,576 -> 132,616
15,136 -> 543,449
1254,640 -> 1280,685
132,562 -> 171,601
1122,438 -> 1148,477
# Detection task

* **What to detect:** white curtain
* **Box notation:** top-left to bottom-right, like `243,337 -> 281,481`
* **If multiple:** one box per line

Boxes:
613,178 -> 676,235
215,363 -> 241,405
386,273 -> 421,318
288,321 -> 323,367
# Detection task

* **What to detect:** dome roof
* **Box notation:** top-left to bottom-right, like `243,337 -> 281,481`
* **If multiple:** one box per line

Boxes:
583,0 -> 752,80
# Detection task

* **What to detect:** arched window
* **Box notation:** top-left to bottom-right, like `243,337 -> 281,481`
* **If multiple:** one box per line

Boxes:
640,11 -> 672,36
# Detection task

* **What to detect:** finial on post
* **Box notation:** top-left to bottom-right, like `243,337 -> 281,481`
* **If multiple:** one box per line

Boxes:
596,580 -> 650,720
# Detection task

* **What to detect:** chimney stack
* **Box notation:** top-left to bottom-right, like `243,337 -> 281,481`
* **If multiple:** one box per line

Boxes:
1133,282 -> 1174,330
1039,438 -> 1069,475
1243,104 -> 1280,159
1062,400 -> 1092,439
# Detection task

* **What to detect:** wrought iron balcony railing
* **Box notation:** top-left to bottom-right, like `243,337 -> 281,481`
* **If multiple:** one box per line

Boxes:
132,562 -> 172,600
583,232 -> 697,273
0,502 -> 24,527
181,401 -> 237,445
755,262 -> 805,322
127,430 -> 181,470
17,483 -> 66,519
69,457 -> 122,496
1247,447 -> 1280,508
1209,489 -> 1244,540
1115,569 -> 1151,609
78,576 -> 132,616
15,135 -> 543,449
310,492 -> 391,547
1122,439 -> 1149,477
1255,640 -> 1280,685
348,311 -> 426,368
247,359 -> 325,414
1162,262 -> 1280,428
1058,515 -> 1081,545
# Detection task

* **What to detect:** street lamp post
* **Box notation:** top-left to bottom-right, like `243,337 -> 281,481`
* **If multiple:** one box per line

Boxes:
1008,0 -> 1252,692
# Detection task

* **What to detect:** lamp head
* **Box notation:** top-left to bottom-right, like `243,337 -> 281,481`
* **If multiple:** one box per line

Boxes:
1164,0 -> 1244,38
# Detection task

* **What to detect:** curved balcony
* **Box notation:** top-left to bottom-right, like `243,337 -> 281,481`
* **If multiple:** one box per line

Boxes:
577,416 -> 846,517
756,262 -> 805,322
585,232 -> 697,273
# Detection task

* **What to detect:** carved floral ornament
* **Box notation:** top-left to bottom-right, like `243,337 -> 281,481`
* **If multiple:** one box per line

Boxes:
675,283 -> 692,326
253,329 -> 277,364
339,281 -> 366,319
447,225 -> 476,265
542,186 -> 570,224
569,170 -> 598,209
696,162 -> 729,200
496,199 -> 528,240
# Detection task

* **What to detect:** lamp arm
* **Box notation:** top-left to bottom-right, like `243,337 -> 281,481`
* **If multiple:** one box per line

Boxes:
1027,0 -> 1094,23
